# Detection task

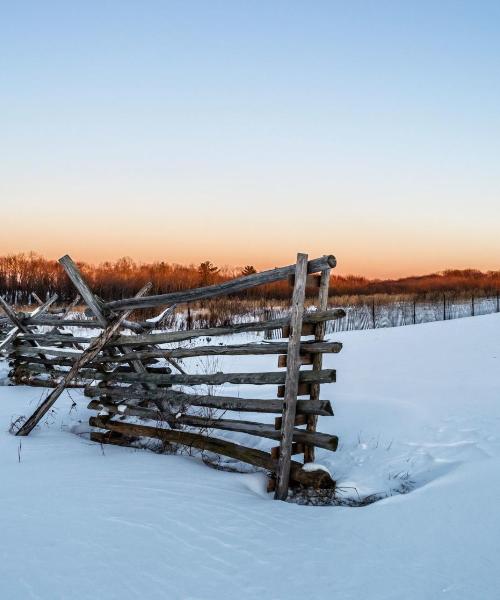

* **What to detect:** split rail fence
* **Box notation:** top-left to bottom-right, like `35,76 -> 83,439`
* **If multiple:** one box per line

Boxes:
0,252 -> 345,500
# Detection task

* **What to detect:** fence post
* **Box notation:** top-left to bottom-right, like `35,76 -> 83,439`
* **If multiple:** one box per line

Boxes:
304,268 -> 330,464
413,297 -> 416,324
443,294 -> 446,321
372,298 -> 376,328
471,294 -> 475,317
497,292 -> 499,313
275,253 -> 308,501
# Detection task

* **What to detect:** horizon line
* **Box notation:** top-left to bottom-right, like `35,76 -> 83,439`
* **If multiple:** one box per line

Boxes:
0,249 -> 499,282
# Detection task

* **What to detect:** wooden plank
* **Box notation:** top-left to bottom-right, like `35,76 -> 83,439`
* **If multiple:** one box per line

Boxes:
25,304 -> 169,331
17,333 -> 91,345
24,316 -> 160,330
305,267 -> 331,463
15,352 -> 159,374
0,294 -> 58,356
89,416 -> 335,489
267,478 -> 276,493
15,283 -> 152,436
19,365 -> 336,387
271,443 -> 305,459
17,309 -> 346,347
25,317 -> 105,328
90,431 -> 138,448
13,340 -> 342,362
276,382 -> 313,397
12,375 -> 83,388
15,362 -> 170,379
277,352 -> 313,368
275,253 -> 308,500
85,386 -> 334,416
111,308 -> 345,346
281,323 -> 316,338
11,346 -> 83,358
274,414 -> 308,429
288,273 -> 322,288
106,255 -> 337,311
59,255 -> 109,326
103,340 -> 339,363
87,401 -> 339,451
14,355 -> 158,368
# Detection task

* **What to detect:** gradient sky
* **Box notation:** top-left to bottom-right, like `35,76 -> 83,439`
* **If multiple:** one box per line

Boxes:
1,1 -> 499,277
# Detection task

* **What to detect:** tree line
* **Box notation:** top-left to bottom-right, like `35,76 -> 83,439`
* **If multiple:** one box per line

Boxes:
0,252 -> 499,305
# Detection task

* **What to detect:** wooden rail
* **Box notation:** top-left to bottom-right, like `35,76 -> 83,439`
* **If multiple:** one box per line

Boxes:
85,387 -> 334,415
105,255 -> 337,311
87,401 -> 338,451
18,364 -> 336,386
16,308 -> 345,347
12,340 -> 342,362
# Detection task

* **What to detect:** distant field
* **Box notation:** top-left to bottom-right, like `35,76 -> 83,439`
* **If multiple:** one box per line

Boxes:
2,293 -> 499,335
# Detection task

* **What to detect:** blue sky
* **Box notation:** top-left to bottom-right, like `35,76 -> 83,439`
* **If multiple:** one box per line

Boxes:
1,1 -> 499,276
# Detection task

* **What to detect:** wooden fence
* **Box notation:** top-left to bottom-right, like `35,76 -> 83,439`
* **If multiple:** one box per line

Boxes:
0,252 -> 345,501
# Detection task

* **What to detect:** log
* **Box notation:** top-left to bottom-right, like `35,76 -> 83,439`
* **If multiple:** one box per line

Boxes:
17,333 -> 91,345
11,346 -> 83,358
305,267 -> 331,463
16,360 -> 97,380
277,382 -> 312,397
12,340 -> 342,362
89,416 -> 335,489
25,317 -> 105,328
24,316 -> 163,331
90,431 -> 138,448
275,253 -> 308,500
22,366 -> 335,386
0,294 -> 58,354
275,414 -> 308,429
13,354 -> 159,368
282,322 -> 317,337
277,353 -> 313,368
272,443 -> 304,459
16,309 -> 346,347
59,255 -> 110,326
85,387 -> 334,416
104,340 -> 341,362
15,283 -> 152,436
87,400 -> 338,451
288,273 -> 322,288
110,309 -> 345,346
12,375 -> 84,388
106,255 -> 337,312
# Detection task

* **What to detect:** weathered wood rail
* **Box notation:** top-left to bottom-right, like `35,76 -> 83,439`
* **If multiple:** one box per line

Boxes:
104,255 -> 337,312
3,251 -> 345,501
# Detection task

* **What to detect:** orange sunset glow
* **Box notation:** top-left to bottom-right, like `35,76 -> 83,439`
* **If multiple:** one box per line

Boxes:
1,210 -> 498,279
1,1 -> 499,279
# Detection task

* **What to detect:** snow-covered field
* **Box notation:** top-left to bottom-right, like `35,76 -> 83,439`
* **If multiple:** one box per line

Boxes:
1,314 -> 500,599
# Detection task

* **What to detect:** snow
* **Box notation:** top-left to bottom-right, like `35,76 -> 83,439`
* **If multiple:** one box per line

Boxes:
1,314 -> 500,598
145,305 -> 175,324
301,462 -> 331,474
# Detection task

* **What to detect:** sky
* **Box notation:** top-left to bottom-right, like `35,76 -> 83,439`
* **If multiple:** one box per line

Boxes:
1,1 -> 499,278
